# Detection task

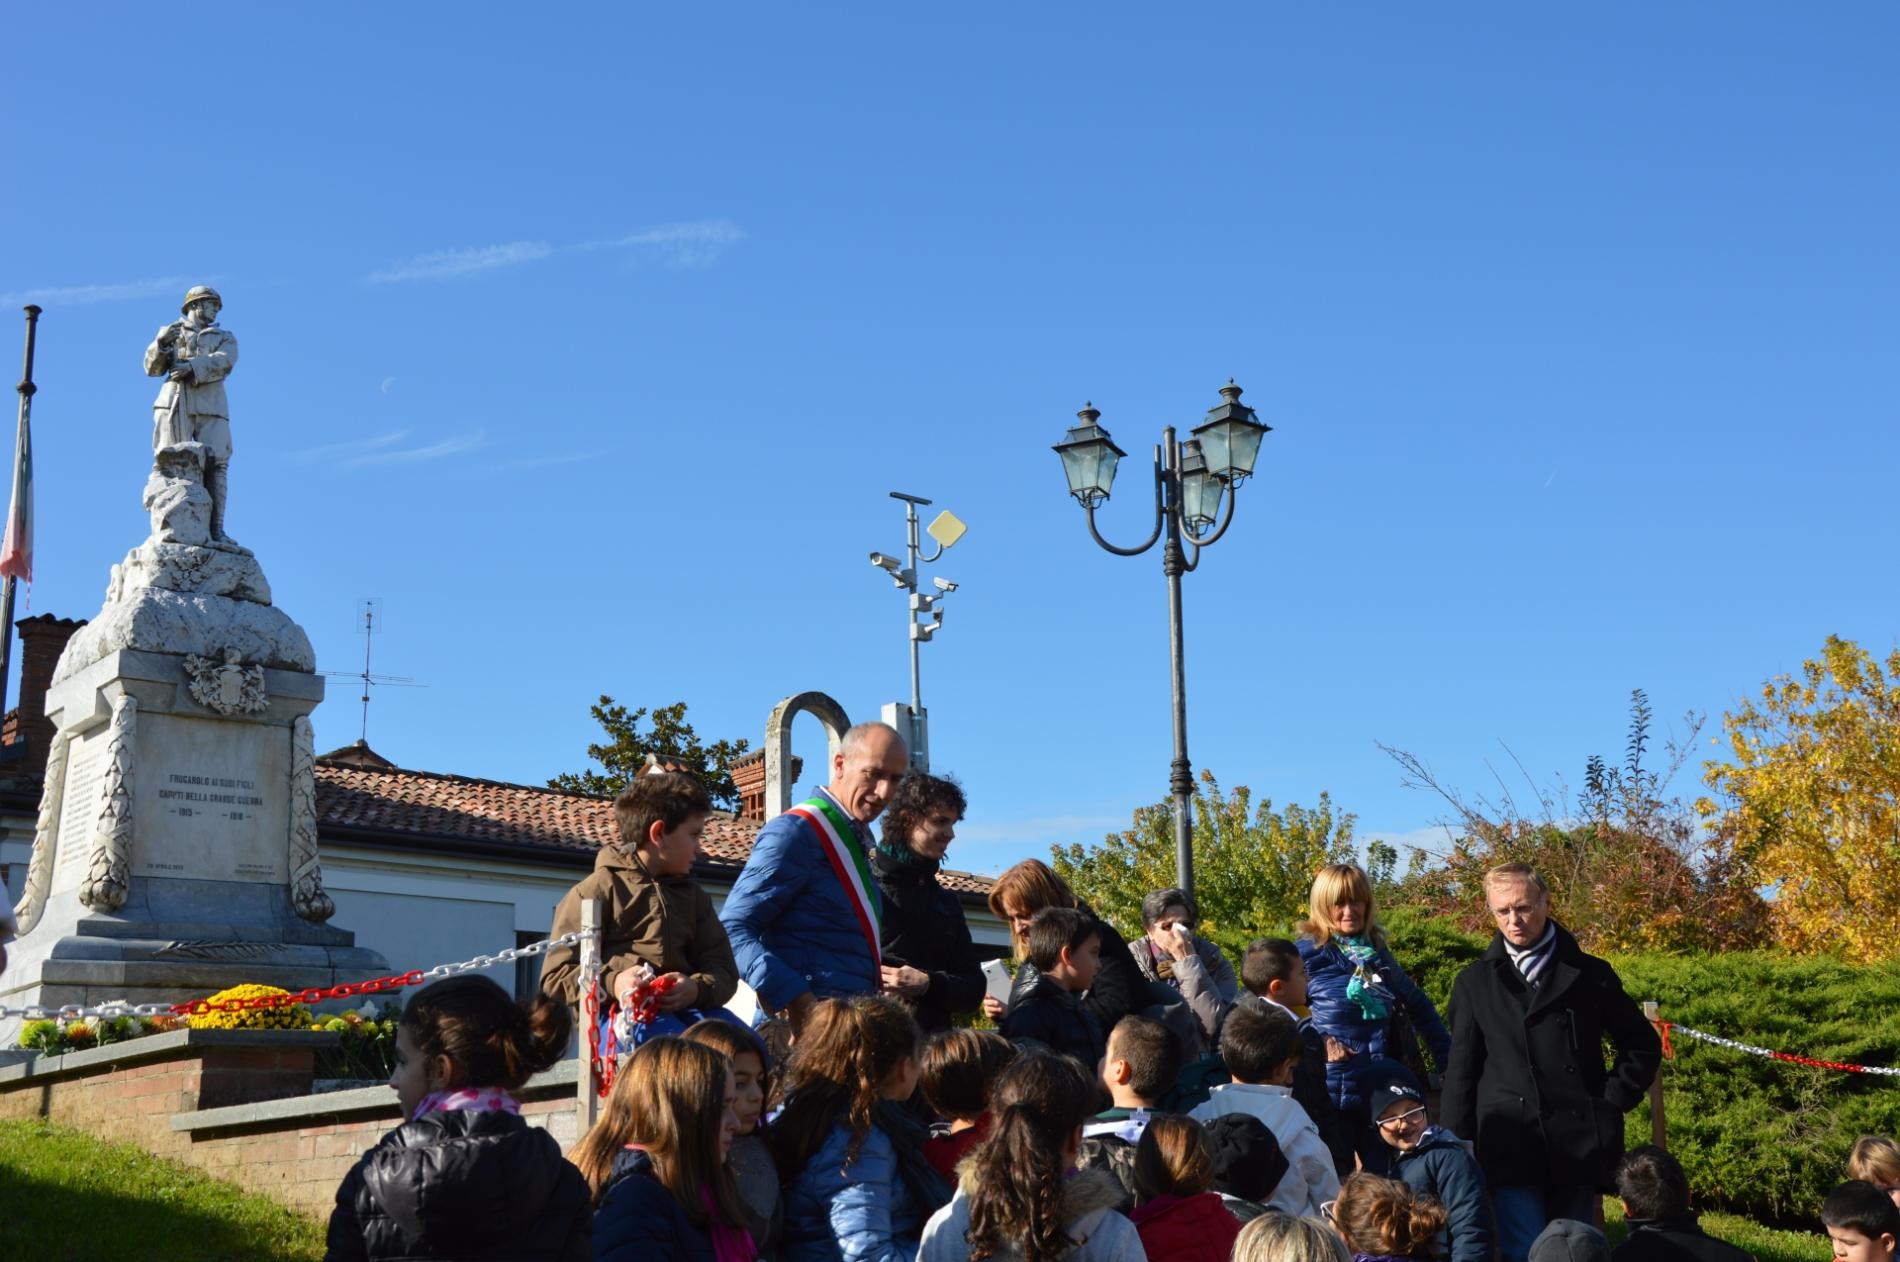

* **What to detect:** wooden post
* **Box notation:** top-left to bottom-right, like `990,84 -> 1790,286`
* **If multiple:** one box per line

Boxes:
576,898 -> 602,1136
1643,1000 -> 1667,1150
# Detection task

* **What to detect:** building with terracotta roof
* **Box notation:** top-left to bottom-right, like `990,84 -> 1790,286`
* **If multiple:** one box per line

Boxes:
0,616 -> 1006,1008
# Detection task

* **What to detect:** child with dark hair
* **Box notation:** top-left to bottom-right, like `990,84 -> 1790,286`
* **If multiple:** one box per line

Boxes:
1078,1014 -> 1181,1207
1241,938 -> 1353,1175
1000,907 -> 1106,1067
918,1028 -> 1017,1180
773,995 -> 950,1262
540,771 -> 739,1044
1333,1172 -> 1451,1262
1190,999 -> 1338,1217
581,1037 -> 755,1262
1610,1146 -> 1753,1262
325,976 -> 588,1261
919,1048 -> 1144,1262
1824,1182 -> 1900,1262
1129,1113 -> 1246,1262
684,1019 -> 781,1258
1365,1060 -> 1494,1262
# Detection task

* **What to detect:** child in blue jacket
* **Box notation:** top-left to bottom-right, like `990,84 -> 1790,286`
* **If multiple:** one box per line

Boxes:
771,996 -> 950,1262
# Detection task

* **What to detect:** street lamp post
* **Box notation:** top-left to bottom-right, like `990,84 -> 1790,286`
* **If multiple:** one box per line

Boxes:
1052,380 -> 1271,901
869,491 -> 966,772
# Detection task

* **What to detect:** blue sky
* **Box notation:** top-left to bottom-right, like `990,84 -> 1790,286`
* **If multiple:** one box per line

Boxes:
4,6 -> 1897,878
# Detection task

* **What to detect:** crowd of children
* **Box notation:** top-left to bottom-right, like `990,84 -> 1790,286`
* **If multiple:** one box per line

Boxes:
318,773 -> 1900,1262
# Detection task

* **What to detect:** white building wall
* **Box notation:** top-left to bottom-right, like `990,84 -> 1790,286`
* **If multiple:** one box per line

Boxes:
319,843 -> 1011,1002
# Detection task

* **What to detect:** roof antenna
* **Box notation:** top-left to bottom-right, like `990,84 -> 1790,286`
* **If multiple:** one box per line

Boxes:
321,598 -> 424,745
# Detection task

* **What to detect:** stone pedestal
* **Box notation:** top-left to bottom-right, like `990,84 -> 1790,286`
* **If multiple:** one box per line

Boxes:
0,648 -> 387,1040
1,404 -> 386,1041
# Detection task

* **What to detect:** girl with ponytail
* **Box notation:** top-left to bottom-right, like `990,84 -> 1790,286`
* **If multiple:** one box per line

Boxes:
1331,1172 -> 1451,1262
325,975 -> 589,1261
772,995 -> 950,1262
918,1049 -> 1145,1262
582,1036 -> 755,1262
1128,1114 -> 1243,1262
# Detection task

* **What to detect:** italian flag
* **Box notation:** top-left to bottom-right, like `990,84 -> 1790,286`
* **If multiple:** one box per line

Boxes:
787,795 -> 884,970
0,411 -> 30,583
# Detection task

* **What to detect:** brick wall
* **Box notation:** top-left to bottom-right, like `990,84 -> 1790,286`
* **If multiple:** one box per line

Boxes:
0,1029 -> 582,1220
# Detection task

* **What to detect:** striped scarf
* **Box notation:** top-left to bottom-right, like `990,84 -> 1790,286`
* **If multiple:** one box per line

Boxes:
1504,921 -> 1558,990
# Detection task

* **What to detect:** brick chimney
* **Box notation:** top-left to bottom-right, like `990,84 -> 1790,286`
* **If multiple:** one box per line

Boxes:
729,749 -> 801,822
4,615 -> 85,778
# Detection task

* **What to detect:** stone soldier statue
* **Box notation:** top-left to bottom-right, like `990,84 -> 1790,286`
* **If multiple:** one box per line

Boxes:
144,285 -> 237,542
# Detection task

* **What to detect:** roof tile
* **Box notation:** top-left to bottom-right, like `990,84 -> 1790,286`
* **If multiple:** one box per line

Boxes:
315,760 -> 994,896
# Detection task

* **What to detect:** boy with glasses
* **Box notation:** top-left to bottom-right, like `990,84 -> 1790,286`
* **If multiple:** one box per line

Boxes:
1368,1061 -> 1496,1262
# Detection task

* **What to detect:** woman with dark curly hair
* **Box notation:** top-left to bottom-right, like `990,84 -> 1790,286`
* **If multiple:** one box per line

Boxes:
872,772 -> 985,1034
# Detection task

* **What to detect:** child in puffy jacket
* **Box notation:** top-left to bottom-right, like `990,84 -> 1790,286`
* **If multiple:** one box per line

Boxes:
1129,1114 -> 1243,1262
919,1048 -> 1146,1262
577,1036 -> 755,1262
323,976 -> 589,1262
771,996 -> 950,1262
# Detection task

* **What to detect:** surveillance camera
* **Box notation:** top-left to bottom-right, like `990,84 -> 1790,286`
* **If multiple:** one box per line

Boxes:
932,577 -> 958,593
869,552 -> 902,574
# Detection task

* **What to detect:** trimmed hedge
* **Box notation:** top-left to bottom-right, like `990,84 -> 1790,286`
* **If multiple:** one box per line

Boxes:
1381,909 -> 1900,1227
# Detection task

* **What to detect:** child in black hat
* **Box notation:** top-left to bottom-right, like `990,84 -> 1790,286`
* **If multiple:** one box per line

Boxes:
1366,1058 -> 1496,1262
1204,1112 -> 1290,1224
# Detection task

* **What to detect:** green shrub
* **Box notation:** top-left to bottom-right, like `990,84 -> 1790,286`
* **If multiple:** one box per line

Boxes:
1376,911 -> 1900,1227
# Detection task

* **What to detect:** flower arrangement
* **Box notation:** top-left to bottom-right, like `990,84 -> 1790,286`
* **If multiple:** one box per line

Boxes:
311,1003 -> 400,1080
15,1014 -> 183,1055
186,983 -> 313,1031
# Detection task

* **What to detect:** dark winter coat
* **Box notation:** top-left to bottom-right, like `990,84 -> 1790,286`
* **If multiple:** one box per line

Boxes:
1007,911 -> 1146,1034
1613,1218 -> 1757,1262
1298,935 -> 1452,1120
593,1147 -> 719,1262
1001,973 -> 1106,1068
873,845 -> 984,1035
1391,1128 -> 1497,1262
1438,922 -> 1663,1192
324,1110 -> 590,1262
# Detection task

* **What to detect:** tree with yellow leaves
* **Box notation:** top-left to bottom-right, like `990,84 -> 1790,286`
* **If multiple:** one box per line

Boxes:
1699,635 -> 1900,963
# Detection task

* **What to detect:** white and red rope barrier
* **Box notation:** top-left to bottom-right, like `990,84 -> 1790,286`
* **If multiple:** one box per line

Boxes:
0,929 -> 595,1025
1658,1019 -> 1900,1077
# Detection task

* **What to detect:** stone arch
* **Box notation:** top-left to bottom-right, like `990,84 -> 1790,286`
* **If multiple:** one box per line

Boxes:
764,691 -> 851,818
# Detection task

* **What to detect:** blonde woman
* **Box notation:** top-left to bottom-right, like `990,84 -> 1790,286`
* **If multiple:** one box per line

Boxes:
1296,863 -> 1450,1169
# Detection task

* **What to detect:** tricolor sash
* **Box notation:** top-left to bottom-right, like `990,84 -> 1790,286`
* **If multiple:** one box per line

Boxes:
786,794 -> 884,970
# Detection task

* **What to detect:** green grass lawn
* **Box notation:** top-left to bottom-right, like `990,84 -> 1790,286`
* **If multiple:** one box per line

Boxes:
1603,1197 -> 1827,1262
0,1118 -> 325,1262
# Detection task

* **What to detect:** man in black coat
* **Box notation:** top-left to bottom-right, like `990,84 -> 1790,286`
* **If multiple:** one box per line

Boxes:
1439,863 -> 1663,1262
872,772 -> 985,1034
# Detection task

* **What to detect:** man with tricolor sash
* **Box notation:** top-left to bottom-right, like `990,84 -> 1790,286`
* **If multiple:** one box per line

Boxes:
721,722 -> 911,1038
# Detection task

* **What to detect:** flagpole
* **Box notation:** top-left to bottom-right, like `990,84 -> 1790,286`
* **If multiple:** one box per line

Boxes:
0,305 -> 41,731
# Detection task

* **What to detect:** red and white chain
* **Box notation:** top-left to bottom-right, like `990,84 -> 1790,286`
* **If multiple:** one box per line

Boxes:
1661,1021 -> 1900,1077
0,929 -> 593,1025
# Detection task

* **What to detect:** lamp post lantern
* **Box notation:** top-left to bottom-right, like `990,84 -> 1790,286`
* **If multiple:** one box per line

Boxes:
1052,380 -> 1271,900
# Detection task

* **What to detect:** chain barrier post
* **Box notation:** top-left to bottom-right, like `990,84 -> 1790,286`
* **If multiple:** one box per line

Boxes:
1643,1000 -> 1667,1150
577,897 -> 602,1136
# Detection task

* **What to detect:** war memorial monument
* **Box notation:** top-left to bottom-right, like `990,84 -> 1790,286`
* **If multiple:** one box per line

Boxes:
0,288 -> 386,1038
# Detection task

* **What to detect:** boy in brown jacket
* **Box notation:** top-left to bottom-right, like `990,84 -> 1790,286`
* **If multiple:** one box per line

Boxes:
539,771 -> 739,1022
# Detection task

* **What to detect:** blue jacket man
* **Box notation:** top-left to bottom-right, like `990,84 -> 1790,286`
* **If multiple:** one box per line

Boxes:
721,722 -> 911,1036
